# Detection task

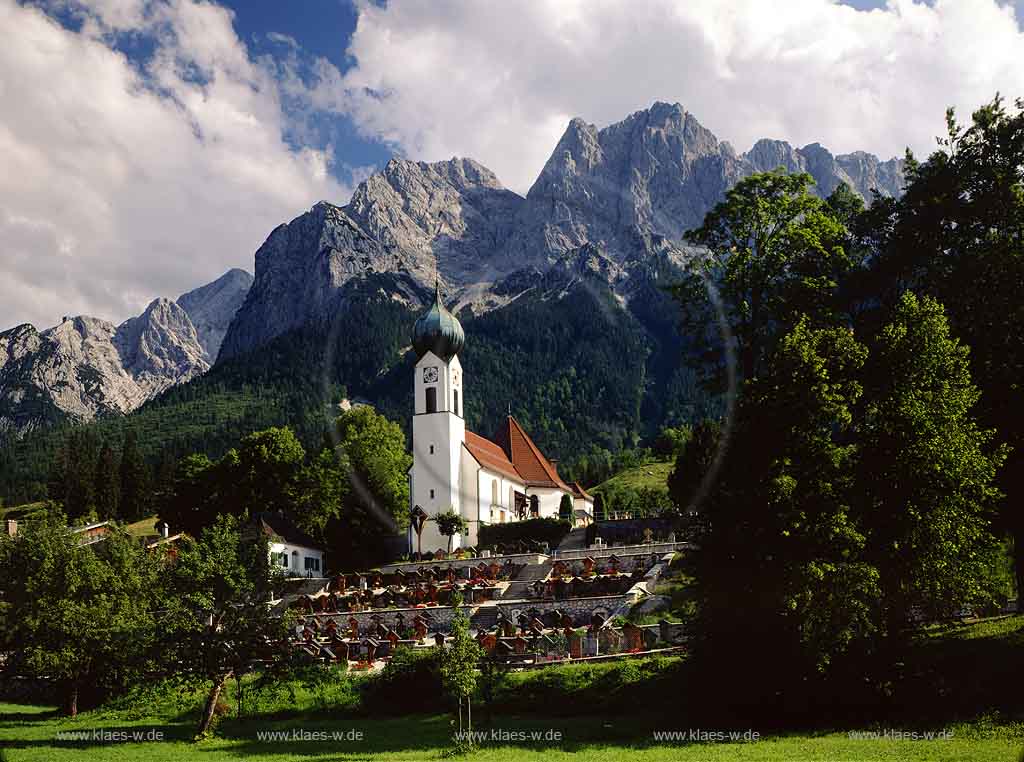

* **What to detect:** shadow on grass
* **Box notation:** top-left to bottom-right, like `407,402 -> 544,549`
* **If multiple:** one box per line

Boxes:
0,709 -> 60,723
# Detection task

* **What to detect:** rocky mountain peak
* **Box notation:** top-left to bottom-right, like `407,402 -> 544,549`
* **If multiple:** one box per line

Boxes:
177,268 -> 253,361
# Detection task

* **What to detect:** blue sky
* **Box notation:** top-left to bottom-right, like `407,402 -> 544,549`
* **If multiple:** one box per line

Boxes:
2,0 -> 1023,330
217,0 -> 393,182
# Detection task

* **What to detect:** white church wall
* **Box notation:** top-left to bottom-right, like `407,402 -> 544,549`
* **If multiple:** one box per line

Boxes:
411,351 -> 466,553
459,454 -> 481,547
476,468 -> 525,527
530,487 -> 566,520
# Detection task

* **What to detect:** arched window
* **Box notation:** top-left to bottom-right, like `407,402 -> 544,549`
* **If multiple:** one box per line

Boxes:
425,387 -> 437,413
491,479 -> 499,506
453,389 -> 460,416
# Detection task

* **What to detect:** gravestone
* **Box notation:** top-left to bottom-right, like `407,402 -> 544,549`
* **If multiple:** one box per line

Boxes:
568,631 -> 583,659
599,627 -> 622,654
623,622 -> 643,651
584,630 -> 600,657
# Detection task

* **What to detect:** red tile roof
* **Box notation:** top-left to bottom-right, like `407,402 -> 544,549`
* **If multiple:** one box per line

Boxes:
492,416 -> 573,491
464,431 -> 523,483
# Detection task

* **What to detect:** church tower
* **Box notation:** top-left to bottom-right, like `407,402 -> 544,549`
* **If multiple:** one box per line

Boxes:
410,282 -> 466,553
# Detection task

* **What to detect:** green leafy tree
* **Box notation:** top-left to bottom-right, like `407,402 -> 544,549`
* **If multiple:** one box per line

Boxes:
439,593 -> 482,743
162,514 -> 289,738
858,293 -> 1008,632
0,513 -> 160,716
48,429 -> 100,519
678,169 -> 851,384
653,425 -> 692,460
667,419 -> 722,516
93,442 -> 120,520
334,407 -> 412,531
292,447 -> 349,540
558,493 -> 574,522
691,319 -> 877,707
593,493 -> 606,522
230,427 -> 307,516
434,510 -> 469,553
159,453 -> 218,538
119,430 -> 151,521
859,95 -> 1024,604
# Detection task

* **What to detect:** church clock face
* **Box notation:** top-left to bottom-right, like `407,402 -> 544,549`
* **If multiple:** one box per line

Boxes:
451,369 -> 460,386
422,366 -> 439,383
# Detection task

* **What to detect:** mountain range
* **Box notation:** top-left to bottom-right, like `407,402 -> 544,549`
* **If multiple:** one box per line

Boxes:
0,102 -> 904,497
0,270 -> 252,435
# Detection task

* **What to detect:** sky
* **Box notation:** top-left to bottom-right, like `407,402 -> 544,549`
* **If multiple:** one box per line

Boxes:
1,0 -> 1023,331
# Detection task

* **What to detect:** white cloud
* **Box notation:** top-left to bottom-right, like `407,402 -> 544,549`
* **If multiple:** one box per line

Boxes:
337,0 -> 1024,193
0,0 -> 349,330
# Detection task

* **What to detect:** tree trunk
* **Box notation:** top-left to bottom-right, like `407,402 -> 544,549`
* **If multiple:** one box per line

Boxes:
1014,526 -> 1024,613
66,683 -> 78,718
197,671 -> 233,737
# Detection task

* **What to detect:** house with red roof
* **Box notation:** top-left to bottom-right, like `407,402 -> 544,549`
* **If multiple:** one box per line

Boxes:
407,283 -> 594,552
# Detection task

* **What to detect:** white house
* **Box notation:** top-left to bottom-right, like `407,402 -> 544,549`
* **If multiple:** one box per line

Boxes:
255,513 -> 326,578
408,283 -> 594,553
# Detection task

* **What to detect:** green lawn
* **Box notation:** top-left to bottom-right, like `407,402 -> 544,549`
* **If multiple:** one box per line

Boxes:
593,461 -> 673,494
122,516 -> 158,538
3,616 -> 1024,761
1,702 -> 1022,761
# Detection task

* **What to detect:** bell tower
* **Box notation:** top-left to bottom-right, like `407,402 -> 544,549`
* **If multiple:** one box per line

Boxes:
410,282 -> 466,553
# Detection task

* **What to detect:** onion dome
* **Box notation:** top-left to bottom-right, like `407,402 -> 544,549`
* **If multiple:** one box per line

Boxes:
412,281 -> 465,360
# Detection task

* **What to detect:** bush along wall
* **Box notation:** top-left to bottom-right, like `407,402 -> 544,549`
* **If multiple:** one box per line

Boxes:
478,518 -> 571,553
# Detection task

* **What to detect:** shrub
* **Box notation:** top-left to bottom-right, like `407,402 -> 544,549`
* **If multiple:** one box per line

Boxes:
361,646 -> 443,715
478,518 -> 571,551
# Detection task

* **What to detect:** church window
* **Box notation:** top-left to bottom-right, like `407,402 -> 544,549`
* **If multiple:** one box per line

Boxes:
429,444 -> 435,455
454,389 -> 460,416
430,489 -> 435,500
491,479 -> 499,506
425,387 -> 437,413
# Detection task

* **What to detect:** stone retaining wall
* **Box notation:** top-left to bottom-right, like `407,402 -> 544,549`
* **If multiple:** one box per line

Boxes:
552,541 -> 692,560
378,553 -> 547,574
494,594 -> 638,628
306,605 -> 462,634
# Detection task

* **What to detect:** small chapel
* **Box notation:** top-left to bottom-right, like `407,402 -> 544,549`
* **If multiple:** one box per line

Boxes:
408,283 -> 594,552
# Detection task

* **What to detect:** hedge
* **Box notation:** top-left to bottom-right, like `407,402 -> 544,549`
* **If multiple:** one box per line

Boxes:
478,518 -> 571,552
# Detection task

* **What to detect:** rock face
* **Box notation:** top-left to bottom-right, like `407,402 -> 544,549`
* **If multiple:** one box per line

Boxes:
218,159 -> 524,361
0,270 -> 249,434
177,268 -> 253,361
220,102 -> 904,361
2,102 -> 906,434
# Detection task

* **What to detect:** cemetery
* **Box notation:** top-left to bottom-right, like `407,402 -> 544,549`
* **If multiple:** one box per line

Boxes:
276,541 -> 691,670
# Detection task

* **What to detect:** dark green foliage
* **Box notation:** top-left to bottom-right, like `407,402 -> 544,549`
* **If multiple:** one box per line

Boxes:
161,514 -> 291,736
119,430 -> 151,521
558,493 -> 573,521
0,513 -> 162,715
680,168 -> 852,384
477,517 -> 570,551
361,646 -> 442,715
667,419 -> 722,515
93,443 -> 120,519
857,292 -> 1008,630
592,493 -> 606,522
854,95 -> 1024,604
433,510 -> 469,553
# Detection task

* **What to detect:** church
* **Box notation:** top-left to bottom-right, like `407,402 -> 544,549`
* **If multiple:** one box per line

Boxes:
408,283 -> 594,553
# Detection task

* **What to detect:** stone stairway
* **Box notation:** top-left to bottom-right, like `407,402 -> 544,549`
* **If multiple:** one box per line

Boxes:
556,527 -> 588,553
499,558 -> 553,601
469,605 -> 500,632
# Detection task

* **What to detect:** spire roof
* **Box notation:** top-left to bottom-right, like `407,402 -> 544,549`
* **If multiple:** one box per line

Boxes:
412,282 -> 464,361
